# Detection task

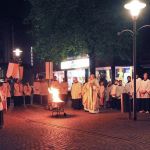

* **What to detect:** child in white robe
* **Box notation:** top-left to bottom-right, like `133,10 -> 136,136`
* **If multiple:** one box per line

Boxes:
99,81 -> 105,108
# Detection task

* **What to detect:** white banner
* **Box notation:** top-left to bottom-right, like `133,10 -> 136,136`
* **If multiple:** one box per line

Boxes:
45,62 -> 53,79
6,63 -> 23,79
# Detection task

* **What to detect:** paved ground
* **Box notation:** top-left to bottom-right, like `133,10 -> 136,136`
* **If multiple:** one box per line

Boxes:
0,105 -> 150,150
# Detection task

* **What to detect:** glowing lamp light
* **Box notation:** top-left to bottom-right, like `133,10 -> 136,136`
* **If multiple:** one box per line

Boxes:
124,0 -> 146,19
48,88 -> 63,102
13,48 -> 23,57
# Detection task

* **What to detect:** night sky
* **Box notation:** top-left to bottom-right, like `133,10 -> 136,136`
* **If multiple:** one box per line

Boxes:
0,0 -> 31,63
0,0 -> 29,20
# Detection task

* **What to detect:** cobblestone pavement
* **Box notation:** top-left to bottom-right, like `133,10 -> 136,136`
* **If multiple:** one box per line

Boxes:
0,105 -> 150,150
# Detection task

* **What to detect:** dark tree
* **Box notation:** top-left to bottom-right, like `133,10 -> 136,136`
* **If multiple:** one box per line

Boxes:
26,0 -> 132,74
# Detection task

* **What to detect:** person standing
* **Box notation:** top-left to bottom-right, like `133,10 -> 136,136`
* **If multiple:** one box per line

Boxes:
88,74 -> 100,113
33,79 -> 41,104
49,76 -> 60,104
123,76 -> 133,112
82,80 -> 89,111
14,79 -> 23,106
110,80 -> 118,109
40,79 -> 48,105
0,84 -> 4,129
51,76 -> 60,90
124,76 -> 132,97
147,80 -> 150,114
139,73 -> 149,113
2,78 -> 11,109
71,77 -> 82,109
99,81 -> 105,108
24,82 -> 32,105
116,80 -> 124,110
135,75 -> 142,99
105,81 -> 112,108
131,75 -> 141,111
60,78 -> 68,103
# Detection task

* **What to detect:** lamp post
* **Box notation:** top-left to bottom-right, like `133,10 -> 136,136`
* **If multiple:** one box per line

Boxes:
13,48 -> 23,79
124,0 -> 146,120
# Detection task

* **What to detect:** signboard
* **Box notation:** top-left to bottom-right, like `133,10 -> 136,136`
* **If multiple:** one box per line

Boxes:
17,66 -> 24,80
115,66 -> 133,84
6,63 -> 23,79
45,62 -> 53,79
61,58 -> 89,70
54,71 -> 64,83
96,67 -> 112,82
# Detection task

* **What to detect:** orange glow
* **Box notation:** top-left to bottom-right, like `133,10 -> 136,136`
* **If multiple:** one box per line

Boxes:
48,87 -> 63,102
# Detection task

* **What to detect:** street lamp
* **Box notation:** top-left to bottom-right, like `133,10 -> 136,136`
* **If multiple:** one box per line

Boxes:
13,48 -> 23,57
13,48 -> 23,80
124,0 -> 146,19
124,0 -> 146,121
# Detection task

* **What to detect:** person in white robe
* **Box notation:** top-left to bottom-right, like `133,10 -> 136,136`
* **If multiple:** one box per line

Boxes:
0,83 -> 4,129
105,82 -> 112,108
146,80 -> 150,113
71,77 -> 82,109
110,80 -> 118,109
24,82 -> 32,105
116,80 -> 124,110
131,75 -> 142,112
60,78 -> 68,103
99,81 -> 105,108
124,76 -> 132,98
33,79 -> 41,104
40,79 -> 48,105
14,79 -> 23,106
139,73 -> 149,113
50,76 -> 60,90
123,76 -> 133,112
2,78 -> 11,109
136,75 -> 142,98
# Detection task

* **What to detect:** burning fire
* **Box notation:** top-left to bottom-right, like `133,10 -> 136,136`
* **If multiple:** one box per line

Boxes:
48,87 -> 63,102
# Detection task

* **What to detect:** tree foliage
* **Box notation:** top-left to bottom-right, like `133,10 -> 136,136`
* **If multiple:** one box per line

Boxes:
26,0 -> 132,65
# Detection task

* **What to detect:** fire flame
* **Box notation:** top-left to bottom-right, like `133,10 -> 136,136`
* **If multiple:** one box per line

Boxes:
48,87 -> 63,102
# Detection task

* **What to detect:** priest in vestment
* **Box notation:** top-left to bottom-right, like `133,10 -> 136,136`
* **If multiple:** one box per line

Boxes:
88,74 -> 100,113
82,80 -> 90,111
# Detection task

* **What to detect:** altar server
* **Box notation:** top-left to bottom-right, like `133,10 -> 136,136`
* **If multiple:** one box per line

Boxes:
33,79 -> 41,104
116,80 -> 124,110
124,76 -> 132,97
139,73 -> 149,113
71,77 -> 82,109
99,81 -> 105,108
2,78 -> 11,109
110,80 -> 118,109
51,76 -> 60,90
40,79 -> 48,105
0,84 -> 4,129
14,79 -> 23,106
24,82 -> 32,104
60,78 -> 68,103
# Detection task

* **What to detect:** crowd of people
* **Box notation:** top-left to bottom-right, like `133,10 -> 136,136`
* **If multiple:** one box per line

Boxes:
71,73 -> 150,114
0,72 -> 150,128
0,76 -> 69,110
